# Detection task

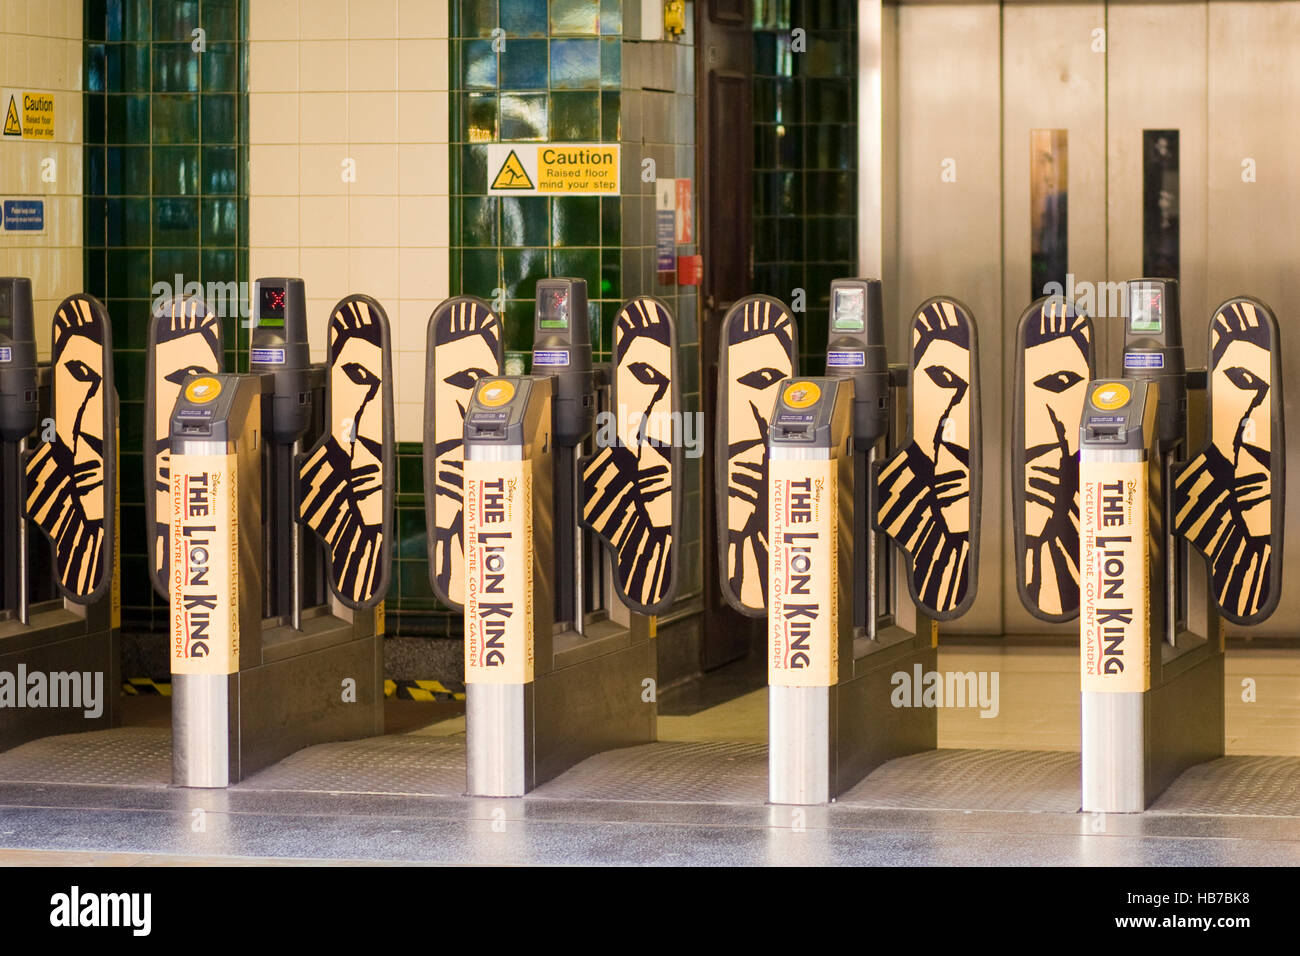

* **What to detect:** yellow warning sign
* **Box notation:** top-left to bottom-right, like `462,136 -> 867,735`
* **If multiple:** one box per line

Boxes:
2,90 -> 55,139
2,96 -> 19,136
20,92 -> 54,140
487,143 -> 621,196
490,149 -> 534,190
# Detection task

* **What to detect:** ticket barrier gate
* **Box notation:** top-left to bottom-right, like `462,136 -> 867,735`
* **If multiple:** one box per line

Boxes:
0,280 -> 120,750
426,282 -> 679,795
1013,282 -> 1284,812
162,279 -> 391,787
718,285 -> 982,804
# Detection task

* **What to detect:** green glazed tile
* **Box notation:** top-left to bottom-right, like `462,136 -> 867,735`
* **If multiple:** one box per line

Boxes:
459,0 -> 499,37
201,198 -> 239,244
152,197 -> 200,245
600,196 -> 620,243
499,38 -> 548,89
465,92 -> 499,142
201,94 -> 239,143
202,145 -> 239,194
461,248 -> 500,296
122,197 -> 153,246
550,247 -> 599,292
86,92 -> 106,141
600,90 -> 619,140
398,508 -> 426,560
200,249 -> 238,284
502,247 -> 548,299
152,94 -> 199,144
460,144 -> 488,194
202,0 -> 239,42
600,0 -> 622,35
201,43 -> 239,92
549,38 -> 599,89
500,196 -> 548,246
500,92 -> 547,141
399,454 -> 424,496
551,196 -> 599,246
551,0 -> 599,35
461,196 -> 499,246
504,302 -> 535,350
462,39 -> 499,89
549,91 -> 599,141
153,42 -> 200,92
152,247 -> 200,285
151,146 -> 200,196
154,0 -> 199,39
106,94 -> 151,144
600,37 -> 620,88
500,0 -> 548,37
600,249 -> 620,300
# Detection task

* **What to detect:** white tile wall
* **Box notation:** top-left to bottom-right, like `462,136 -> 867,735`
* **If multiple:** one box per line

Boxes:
0,0 -> 84,359
249,0 -> 451,441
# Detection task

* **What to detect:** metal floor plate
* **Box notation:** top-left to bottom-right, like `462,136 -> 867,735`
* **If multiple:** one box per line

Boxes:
531,740 -> 769,804
0,728 -> 172,788
1149,756 -> 1300,816
838,749 -> 1082,813
235,733 -> 468,796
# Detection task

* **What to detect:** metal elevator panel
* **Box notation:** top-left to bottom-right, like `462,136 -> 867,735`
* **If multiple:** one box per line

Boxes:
889,1 -> 1299,641
894,2 -> 1004,635
1106,2 -> 1209,372
1205,1 -> 1300,639
1001,3 -> 1107,636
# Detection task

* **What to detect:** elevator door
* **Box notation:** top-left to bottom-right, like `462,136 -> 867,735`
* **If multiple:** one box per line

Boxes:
697,0 -> 761,668
893,1 -> 1299,639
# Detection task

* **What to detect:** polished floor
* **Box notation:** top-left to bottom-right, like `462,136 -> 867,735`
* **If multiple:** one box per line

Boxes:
0,645 -> 1296,866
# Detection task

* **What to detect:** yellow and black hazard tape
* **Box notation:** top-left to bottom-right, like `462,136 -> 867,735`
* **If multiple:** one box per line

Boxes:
123,678 -> 172,696
384,679 -> 466,701
124,677 -> 464,701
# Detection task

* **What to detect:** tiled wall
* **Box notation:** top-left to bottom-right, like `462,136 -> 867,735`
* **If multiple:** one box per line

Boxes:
440,0 -> 702,636
246,0 -> 450,444
752,0 -> 857,365
0,0 -> 84,347
82,0 -> 249,630
245,0 -> 452,637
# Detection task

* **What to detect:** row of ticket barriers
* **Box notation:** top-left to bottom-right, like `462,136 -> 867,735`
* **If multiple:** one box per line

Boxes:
0,273 -> 1284,811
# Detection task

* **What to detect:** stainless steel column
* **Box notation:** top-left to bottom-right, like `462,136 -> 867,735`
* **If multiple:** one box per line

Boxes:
464,441 -> 532,797
767,442 -> 832,806
1079,443 -> 1149,814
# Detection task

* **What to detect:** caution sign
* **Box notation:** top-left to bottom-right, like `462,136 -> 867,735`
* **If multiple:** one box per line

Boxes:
1,90 -> 55,140
170,454 -> 240,676
2,96 -> 18,136
490,149 -> 534,190
768,457 -> 838,687
1080,460 -> 1150,692
487,143 -> 620,195
464,458 -> 534,684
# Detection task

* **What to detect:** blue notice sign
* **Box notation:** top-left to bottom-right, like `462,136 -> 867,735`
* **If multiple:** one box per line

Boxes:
534,349 -> 570,367
1123,352 -> 1165,370
2,199 -> 44,232
251,347 -> 286,365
